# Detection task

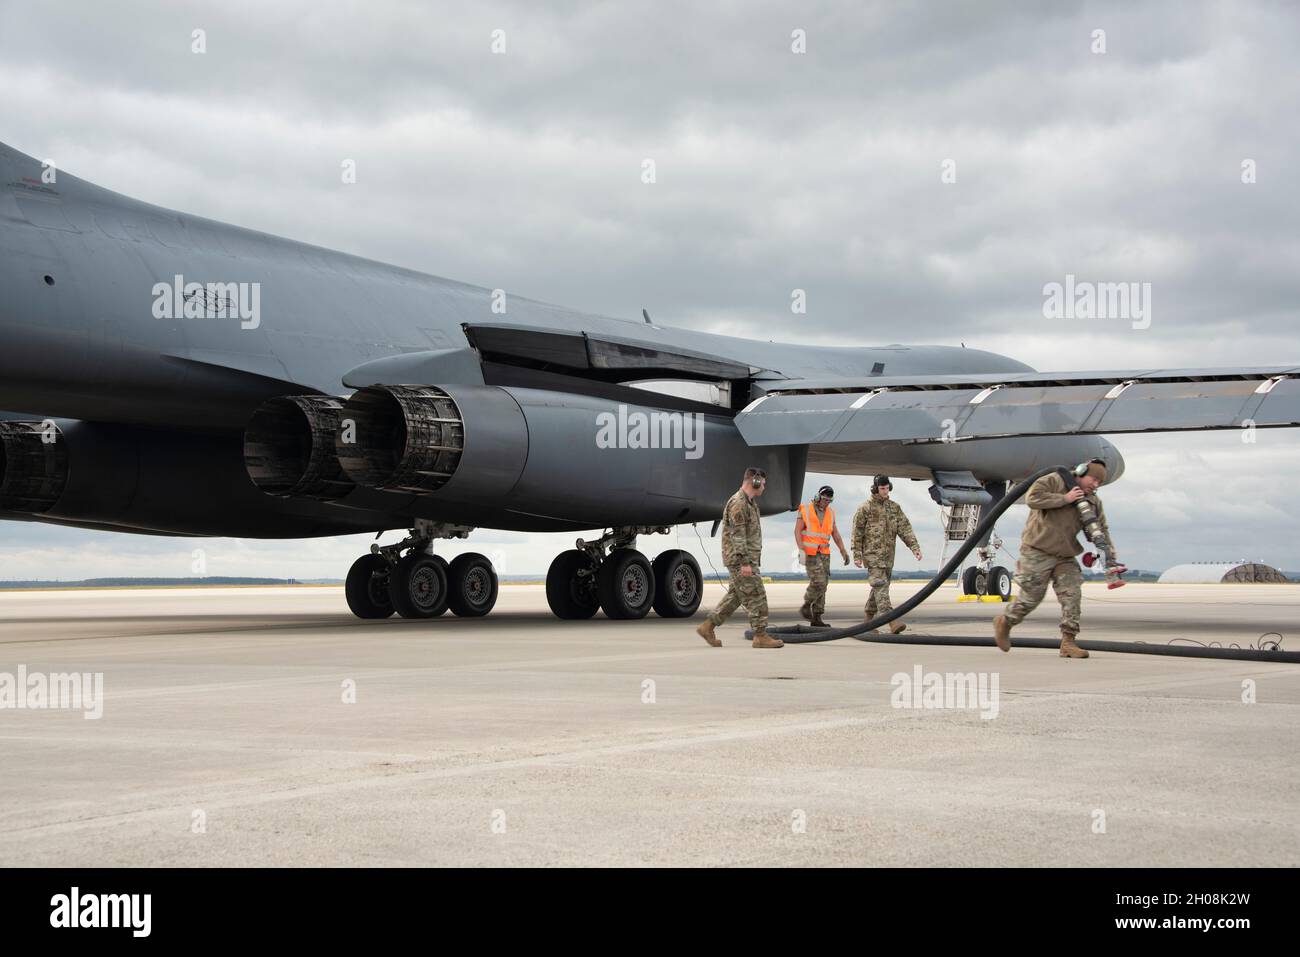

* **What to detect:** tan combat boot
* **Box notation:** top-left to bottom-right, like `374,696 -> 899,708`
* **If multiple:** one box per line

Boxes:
809,613 -> 830,628
696,620 -> 721,647
799,603 -> 813,623
1059,631 -> 1089,659
752,630 -> 784,649
992,614 -> 1012,653
888,620 -> 907,635
862,613 -> 879,635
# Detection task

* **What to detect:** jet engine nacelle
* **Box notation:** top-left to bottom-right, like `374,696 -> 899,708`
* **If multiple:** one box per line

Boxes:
245,384 -> 801,528
1,419 -> 395,537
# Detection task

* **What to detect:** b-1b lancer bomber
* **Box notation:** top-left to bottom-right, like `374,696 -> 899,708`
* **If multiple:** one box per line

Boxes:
2,141 -> 1297,621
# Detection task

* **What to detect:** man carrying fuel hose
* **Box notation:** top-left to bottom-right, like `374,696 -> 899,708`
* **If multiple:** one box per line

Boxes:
994,459 -> 1121,659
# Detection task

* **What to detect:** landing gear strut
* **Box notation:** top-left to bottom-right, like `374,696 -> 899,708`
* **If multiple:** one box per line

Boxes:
960,537 -> 1013,601
545,527 -> 703,620
936,477 -> 1014,602
343,520 -> 500,620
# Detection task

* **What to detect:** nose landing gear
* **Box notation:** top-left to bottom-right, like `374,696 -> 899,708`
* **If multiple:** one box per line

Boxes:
959,546 -> 1012,601
937,479 -> 1014,602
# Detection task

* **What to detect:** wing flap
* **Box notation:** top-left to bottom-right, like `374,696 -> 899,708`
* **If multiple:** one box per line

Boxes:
736,369 -> 1300,446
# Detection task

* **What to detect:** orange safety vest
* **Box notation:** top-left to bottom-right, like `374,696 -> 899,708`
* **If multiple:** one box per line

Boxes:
799,503 -> 835,555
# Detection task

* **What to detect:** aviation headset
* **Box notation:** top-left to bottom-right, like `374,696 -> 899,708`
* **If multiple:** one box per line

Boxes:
1059,458 -> 1108,490
748,468 -> 767,488
871,475 -> 892,494
816,485 -> 834,501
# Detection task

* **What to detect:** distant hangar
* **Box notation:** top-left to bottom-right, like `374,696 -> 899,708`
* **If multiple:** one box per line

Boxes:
1158,561 -> 1290,584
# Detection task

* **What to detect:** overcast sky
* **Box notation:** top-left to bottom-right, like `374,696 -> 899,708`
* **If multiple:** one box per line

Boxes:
1,0 -> 1298,580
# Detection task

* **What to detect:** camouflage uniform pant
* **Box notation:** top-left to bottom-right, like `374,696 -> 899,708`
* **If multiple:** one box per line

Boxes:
864,564 -> 894,619
708,565 -> 769,633
802,552 -> 831,615
1004,545 -> 1083,636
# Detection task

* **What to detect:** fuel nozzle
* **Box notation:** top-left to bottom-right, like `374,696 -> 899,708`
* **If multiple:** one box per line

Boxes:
1075,498 -> 1126,589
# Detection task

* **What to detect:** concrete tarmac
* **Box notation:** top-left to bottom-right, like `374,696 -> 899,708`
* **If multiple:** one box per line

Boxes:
0,581 -> 1297,867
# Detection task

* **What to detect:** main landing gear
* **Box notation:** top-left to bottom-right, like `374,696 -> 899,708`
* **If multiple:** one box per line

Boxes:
344,520 -> 500,620
545,526 -> 703,621
344,522 -> 704,623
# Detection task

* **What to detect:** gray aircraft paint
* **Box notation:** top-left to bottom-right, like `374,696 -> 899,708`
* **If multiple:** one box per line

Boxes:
0,140 -> 1224,539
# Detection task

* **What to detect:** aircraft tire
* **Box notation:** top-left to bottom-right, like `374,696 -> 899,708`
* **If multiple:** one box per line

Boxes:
651,550 -> 702,618
448,552 -> 499,617
546,550 -> 600,619
389,553 -> 450,618
345,554 -> 395,619
597,548 -> 655,620
988,564 -> 1013,601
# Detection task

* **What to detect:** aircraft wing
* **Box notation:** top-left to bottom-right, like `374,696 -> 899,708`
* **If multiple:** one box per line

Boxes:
735,366 -> 1300,446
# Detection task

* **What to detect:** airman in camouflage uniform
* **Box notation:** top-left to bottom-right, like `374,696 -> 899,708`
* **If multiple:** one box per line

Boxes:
851,476 -> 922,634
696,467 -> 783,649
994,460 -> 1114,659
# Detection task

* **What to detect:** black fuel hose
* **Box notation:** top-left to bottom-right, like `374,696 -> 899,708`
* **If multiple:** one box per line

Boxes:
748,465 -> 1300,664
752,466 -> 1058,644
840,632 -> 1300,663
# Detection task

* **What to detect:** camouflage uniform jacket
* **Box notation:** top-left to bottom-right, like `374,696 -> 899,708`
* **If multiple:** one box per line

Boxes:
852,497 -> 919,567
1021,471 -> 1115,559
720,489 -> 762,569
